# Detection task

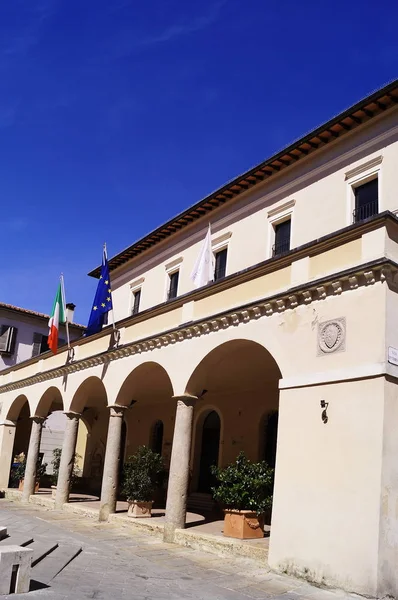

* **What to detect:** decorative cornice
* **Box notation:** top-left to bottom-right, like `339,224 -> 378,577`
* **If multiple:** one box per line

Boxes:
0,258 -> 396,395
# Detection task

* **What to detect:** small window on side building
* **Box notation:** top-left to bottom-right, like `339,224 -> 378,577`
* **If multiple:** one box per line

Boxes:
0,325 -> 18,355
168,271 -> 179,300
32,333 -> 49,357
273,219 -> 291,256
353,177 -> 378,223
132,289 -> 141,315
214,248 -> 227,281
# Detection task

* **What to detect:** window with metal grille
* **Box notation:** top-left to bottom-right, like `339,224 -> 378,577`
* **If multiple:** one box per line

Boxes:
214,248 -> 227,281
273,219 -> 291,256
353,178 -> 378,223
168,270 -> 179,300
132,289 -> 141,315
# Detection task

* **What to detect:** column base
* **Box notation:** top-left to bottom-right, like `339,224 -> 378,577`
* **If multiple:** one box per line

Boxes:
98,504 -> 110,522
163,522 -> 179,543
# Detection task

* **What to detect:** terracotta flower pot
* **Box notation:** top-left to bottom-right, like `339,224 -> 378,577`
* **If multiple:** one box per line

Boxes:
223,509 -> 264,539
18,480 -> 40,493
127,501 -> 153,518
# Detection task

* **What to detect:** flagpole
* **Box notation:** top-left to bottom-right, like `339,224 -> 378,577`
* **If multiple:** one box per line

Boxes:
104,243 -> 119,345
60,273 -> 71,353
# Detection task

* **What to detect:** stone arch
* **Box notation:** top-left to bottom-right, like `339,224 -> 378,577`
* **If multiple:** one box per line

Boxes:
186,339 -> 281,482
5,395 -> 31,488
115,361 -> 174,407
35,386 -> 64,418
6,394 -> 30,421
69,376 -> 108,414
114,362 -> 174,467
185,339 -> 282,398
68,376 -> 109,495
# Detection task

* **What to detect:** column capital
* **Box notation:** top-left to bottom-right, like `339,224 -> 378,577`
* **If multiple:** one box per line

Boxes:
172,394 -> 198,407
108,404 -> 128,418
30,415 -> 45,424
0,419 -> 17,428
64,411 -> 81,420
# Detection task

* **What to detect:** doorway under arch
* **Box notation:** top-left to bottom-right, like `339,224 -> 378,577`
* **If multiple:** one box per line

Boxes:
197,410 -> 221,493
150,420 -> 164,456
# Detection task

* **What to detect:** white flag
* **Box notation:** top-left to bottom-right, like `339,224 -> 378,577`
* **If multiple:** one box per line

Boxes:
190,224 -> 215,288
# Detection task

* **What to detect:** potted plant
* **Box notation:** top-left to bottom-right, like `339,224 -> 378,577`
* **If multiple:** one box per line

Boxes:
16,453 -> 47,493
51,448 -> 81,498
211,451 -> 274,540
121,446 -> 165,518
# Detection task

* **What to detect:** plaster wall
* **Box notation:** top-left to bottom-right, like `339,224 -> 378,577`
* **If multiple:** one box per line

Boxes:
110,109 -> 398,322
269,378 -> 384,596
0,311 -> 81,370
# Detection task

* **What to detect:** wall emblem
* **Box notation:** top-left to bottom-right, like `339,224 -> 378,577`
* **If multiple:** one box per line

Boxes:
318,318 -> 346,355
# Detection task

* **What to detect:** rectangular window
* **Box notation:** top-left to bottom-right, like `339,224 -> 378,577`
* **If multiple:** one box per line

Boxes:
168,271 -> 179,300
353,178 -> 378,222
214,248 -> 227,281
132,289 -> 141,315
273,219 -> 291,256
0,325 -> 18,355
32,333 -> 49,357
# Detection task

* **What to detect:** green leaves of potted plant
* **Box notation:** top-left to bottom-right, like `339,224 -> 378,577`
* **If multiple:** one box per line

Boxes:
15,453 -> 47,493
121,446 -> 165,518
211,451 -> 274,539
51,448 -> 81,498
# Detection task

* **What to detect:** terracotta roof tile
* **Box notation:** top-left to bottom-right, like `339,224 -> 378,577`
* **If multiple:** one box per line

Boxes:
0,302 -> 85,329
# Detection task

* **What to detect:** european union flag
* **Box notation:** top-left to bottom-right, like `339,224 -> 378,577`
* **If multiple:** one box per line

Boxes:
86,247 -> 113,337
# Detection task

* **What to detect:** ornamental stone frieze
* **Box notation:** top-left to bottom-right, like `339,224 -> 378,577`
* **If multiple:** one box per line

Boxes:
0,260 -> 396,394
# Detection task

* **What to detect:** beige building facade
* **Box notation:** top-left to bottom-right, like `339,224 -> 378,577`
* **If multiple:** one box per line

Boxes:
1,81 -> 398,597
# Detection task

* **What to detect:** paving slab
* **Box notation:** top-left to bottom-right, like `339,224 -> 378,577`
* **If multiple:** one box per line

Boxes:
0,499 -> 369,600
32,544 -> 82,585
30,540 -> 59,566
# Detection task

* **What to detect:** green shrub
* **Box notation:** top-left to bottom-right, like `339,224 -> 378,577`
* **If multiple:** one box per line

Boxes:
51,447 -> 81,487
121,446 -> 165,502
211,451 -> 274,515
13,453 -> 47,482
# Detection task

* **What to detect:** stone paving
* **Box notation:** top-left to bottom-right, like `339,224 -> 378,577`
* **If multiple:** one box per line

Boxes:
0,499 -> 361,600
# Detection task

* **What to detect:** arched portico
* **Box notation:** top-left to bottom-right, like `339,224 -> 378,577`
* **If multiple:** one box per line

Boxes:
69,376 -> 108,493
0,395 -> 31,490
115,362 -> 174,466
164,338 -> 282,541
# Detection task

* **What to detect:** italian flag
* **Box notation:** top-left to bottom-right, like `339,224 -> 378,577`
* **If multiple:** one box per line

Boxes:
48,282 -> 66,354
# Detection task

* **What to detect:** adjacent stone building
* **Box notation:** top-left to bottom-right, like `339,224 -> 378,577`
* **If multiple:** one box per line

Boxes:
1,80 -> 398,597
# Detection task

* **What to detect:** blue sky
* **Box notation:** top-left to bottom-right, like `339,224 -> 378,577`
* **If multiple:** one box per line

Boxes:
1,0 -> 397,324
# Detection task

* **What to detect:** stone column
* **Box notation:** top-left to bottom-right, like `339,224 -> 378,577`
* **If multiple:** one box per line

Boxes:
99,405 -> 127,522
21,416 -> 44,502
164,394 -> 197,543
55,412 -> 81,509
0,420 -> 16,489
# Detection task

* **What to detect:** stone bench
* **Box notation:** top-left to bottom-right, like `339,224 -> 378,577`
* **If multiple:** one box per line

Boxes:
0,545 -> 33,595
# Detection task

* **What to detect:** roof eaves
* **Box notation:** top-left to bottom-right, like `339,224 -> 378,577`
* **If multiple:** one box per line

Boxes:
89,78 -> 398,279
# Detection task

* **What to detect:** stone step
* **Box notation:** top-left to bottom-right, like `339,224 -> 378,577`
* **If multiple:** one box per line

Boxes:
30,540 -> 59,567
31,543 -> 82,585
0,532 -> 33,547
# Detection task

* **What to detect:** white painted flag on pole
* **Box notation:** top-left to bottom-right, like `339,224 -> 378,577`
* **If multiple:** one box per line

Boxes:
190,224 -> 215,288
